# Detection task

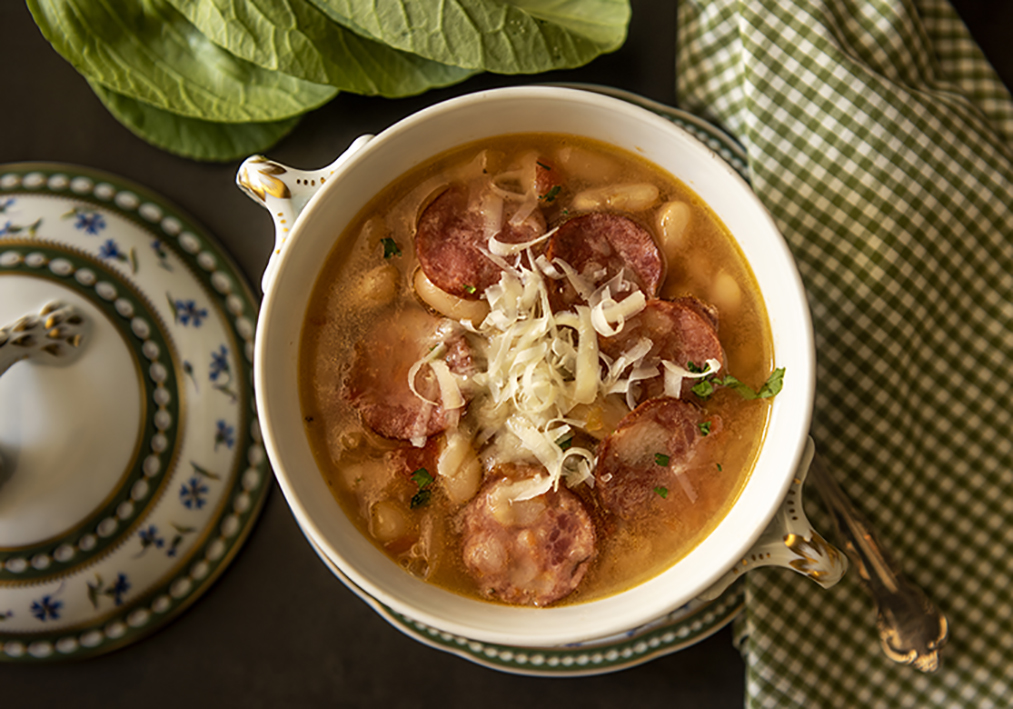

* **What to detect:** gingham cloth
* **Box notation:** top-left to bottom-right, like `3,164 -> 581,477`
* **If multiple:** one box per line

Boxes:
675,1 -> 1013,706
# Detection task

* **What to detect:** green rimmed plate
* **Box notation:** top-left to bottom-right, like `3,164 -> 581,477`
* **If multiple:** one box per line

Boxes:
0,163 -> 270,660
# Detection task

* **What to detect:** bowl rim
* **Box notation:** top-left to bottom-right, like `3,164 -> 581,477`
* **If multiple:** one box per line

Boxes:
253,85 -> 815,646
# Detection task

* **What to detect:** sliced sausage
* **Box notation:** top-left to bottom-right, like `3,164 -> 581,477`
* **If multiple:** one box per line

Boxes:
415,183 -> 546,300
544,213 -> 664,310
345,308 -> 473,441
595,398 -> 723,521
599,297 -> 724,401
460,463 -> 596,606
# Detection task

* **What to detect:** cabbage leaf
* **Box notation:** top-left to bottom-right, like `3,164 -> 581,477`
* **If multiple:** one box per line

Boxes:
28,0 -> 338,123
89,82 -> 302,162
165,0 -> 477,95
305,0 -> 631,73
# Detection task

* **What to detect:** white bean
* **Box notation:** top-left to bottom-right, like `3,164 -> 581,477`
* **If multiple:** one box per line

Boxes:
369,500 -> 410,543
572,183 -> 660,213
710,269 -> 742,314
357,216 -> 385,251
438,431 -> 482,505
414,268 -> 490,325
655,200 -> 691,262
340,459 -> 384,492
352,263 -> 399,306
555,146 -> 620,183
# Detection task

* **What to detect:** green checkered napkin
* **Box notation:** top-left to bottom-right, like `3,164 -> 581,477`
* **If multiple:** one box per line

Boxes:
675,0 -> 1013,706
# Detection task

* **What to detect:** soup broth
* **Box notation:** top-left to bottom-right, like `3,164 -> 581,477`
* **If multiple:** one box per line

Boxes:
300,133 -> 774,606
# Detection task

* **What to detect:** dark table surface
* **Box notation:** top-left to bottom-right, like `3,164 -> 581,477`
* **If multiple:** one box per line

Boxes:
1,1 -> 1010,706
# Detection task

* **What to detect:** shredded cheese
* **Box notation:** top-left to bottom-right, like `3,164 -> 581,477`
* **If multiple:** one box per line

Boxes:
405,187 -> 712,501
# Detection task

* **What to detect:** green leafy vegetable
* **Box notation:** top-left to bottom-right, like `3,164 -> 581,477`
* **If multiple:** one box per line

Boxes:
654,452 -> 670,466
165,0 -> 476,95
540,185 -> 562,202
719,368 -> 785,400
305,0 -> 630,73
698,421 -> 712,436
463,284 -> 477,294
381,237 -> 402,258
89,82 -> 302,162
410,467 -> 434,509
654,486 -> 668,499
691,367 -> 786,401
410,468 -> 434,489
28,0 -> 338,123
690,379 -> 715,398
27,0 -> 631,160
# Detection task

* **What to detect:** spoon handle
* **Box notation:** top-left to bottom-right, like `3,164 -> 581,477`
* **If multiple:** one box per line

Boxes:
808,453 -> 948,672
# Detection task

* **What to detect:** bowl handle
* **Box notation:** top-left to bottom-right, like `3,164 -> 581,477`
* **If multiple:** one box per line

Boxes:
696,437 -> 848,601
236,135 -> 375,292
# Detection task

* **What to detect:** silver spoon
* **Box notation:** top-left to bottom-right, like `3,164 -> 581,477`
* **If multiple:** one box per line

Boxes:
808,453 -> 949,672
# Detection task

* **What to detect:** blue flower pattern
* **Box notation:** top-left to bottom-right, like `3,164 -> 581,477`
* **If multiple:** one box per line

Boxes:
214,420 -> 235,451
73,210 -> 106,234
30,595 -> 62,622
174,299 -> 208,327
180,477 -> 209,510
108,574 -> 130,606
138,525 -> 165,554
208,345 -> 238,402
209,345 -> 229,381
151,239 -> 173,271
98,238 -> 123,259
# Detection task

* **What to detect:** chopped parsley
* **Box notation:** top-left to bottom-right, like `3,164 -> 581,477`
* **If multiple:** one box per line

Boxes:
463,284 -> 477,294
381,237 -> 401,258
691,379 -> 715,398
411,468 -> 434,488
717,463 -> 723,472
556,434 -> 574,451
410,468 -> 434,509
691,367 -> 786,401
410,489 -> 432,508
698,421 -> 712,436
654,486 -> 669,499
539,185 -> 562,203
654,452 -> 670,466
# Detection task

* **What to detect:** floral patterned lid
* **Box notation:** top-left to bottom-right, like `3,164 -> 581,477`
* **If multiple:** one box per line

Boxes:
0,164 -> 270,660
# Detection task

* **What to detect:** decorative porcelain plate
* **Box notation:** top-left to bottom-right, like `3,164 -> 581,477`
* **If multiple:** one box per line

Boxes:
0,163 -> 270,661
311,534 -> 745,677
320,89 -> 754,677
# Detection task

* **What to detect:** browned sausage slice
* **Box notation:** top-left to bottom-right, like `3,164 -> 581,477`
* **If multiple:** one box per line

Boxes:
345,308 -> 473,441
599,297 -> 724,401
415,184 -> 546,300
595,398 -> 723,521
460,464 -> 596,606
544,213 -> 664,310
